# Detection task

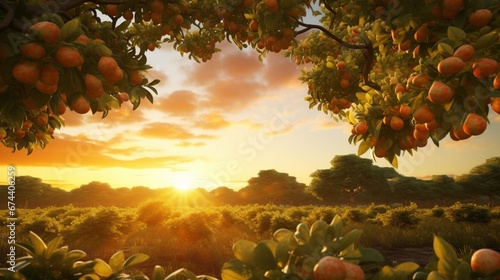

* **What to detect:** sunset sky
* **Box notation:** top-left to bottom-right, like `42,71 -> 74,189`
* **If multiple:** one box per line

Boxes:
1,41 -> 500,191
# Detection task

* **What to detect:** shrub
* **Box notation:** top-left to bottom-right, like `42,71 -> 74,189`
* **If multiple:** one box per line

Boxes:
376,205 -> 421,228
445,203 -> 491,223
428,206 -> 445,218
344,208 -> 367,223
366,203 -> 390,218
137,200 -> 177,227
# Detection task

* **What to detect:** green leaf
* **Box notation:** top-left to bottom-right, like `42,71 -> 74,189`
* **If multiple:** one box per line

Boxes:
296,223 -> 310,241
343,248 -> 385,263
309,220 -> 328,236
437,43 -> 454,57
273,228 -> 293,242
93,259 -> 113,277
233,240 -> 256,265
64,249 -> 87,263
29,231 -> 47,256
253,241 -> 277,270
447,26 -> 466,42
394,262 -> 420,275
108,251 -> 125,272
275,236 -> 292,268
433,236 -> 458,263
474,31 -> 499,50
335,229 -> 362,252
221,259 -> 247,280
152,265 -> 166,280
61,18 -> 82,42
330,215 -> 343,238
428,271 -> 446,280
165,268 -> 198,280
122,253 -> 149,270
454,261 -> 471,280
45,235 -> 63,258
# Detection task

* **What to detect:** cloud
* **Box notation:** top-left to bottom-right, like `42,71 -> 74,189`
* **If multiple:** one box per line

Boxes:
203,80 -> 264,111
194,111 -> 230,130
150,90 -> 199,116
138,122 -> 215,140
176,141 -> 206,147
0,133 -> 194,169
264,53 -> 302,87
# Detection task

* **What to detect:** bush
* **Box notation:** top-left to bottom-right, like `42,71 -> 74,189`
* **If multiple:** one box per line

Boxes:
445,203 -> 491,223
376,205 -> 421,228
366,203 -> 390,218
428,206 -> 445,218
344,208 -> 367,223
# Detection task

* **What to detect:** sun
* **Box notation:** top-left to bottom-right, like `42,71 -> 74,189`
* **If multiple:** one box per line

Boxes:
172,173 -> 196,192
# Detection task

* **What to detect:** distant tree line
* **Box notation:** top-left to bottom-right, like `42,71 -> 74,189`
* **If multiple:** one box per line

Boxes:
1,155 -> 499,208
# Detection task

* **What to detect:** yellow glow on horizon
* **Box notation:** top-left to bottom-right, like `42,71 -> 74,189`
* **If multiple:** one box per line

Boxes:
172,172 -> 196,192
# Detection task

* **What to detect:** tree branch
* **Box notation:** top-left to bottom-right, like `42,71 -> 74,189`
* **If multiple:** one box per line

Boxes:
0,1 -> 15,32
294,20 -> 381,90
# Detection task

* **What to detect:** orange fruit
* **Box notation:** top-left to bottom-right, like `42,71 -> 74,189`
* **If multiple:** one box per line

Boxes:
338,98 -> 350,109
472,58 -> 499,78
265,0 -> 279,13
425,119 -> 440,131
151,12 -> 163,25
336,61 -> 346,71
30,21 -> 61,44
490,97 -> 500,114
86,87 -> 105,99
98,56 -> 118,76
413,105 -> 435,123
453,44 -> 474,62
468,9 -> 493,28
494,72 -> 500,89
151,0 -> 165,13
39,64 -> 59,85
463,113 -> 487,136
399,104 -> 411,119
249,19 -> 259,32
437,57 -> 465,76
123,10 -> 133,20
414,23 -> 429,43
36,113 -> 49,127
35,80 -> 57,95
383,115 -> 392,126
390,116 -> 404,131
56,99 -> 66,115
340,79 -> 350,88
399,40 -> 410,52
105,4 -> 121,17
19,42 -> 46,60
104,68 -> 124,84
72,95 -> 90,114
412,74 -> 430,88
56,46 -> 83,68
13,60 -> 40,84
394,83 -> 406,94
354,120 -> 368,135
174,14 -> 184,26
85,74 -> 103,92
428,81 -> 454,104
413,128 -> 429,142
399,133 -> 416,150
451,126 -> 470,140
129,70 -> 143,86
442,0 -> 463,14
374,141 -> 388,158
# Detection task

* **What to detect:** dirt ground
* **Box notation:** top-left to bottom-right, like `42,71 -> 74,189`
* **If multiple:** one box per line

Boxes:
375,247 -> 436,267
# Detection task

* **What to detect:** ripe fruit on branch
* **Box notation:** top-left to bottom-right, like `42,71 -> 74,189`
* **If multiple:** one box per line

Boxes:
71,95 -> 90,114
412,74 -> 430,88
428,81 -> 454,104
399,104 -> 411,119
13,60 -> 40,84
453,44 -> 474,62
470,248 -> 500,277
343,261 -> 365,280
98,56 -> 119,76
313,256 -> 347,280
390,116 -> 404,131
19,42 -> 46,60
414,23 -> 429,43
463,113 -> 487,136
35,80 -> 57,95
105,4 -> 121,17
39,64 -> 59,86
472,58 -> 499,78
437,57 -> 464,76
265,0 -> 279,13
56,46 -> 84,68
36,113 -> 49,127
129,70 -> 143,86
468,9 -> 493,28
30,21 -> 61,44
413,105 -> 435,123
355,120 -> 368,135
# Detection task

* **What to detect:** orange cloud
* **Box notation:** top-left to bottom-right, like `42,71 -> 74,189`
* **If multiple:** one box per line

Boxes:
203,80 -> 264,111
0,134 -> 194,169
176,141 -> 206,147
150,90 -> 198,116
139,122 -> 215,140
194,111 -> 230,130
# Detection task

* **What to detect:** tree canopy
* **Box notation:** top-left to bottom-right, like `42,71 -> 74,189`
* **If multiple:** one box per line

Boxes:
0,0 -> 499,166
